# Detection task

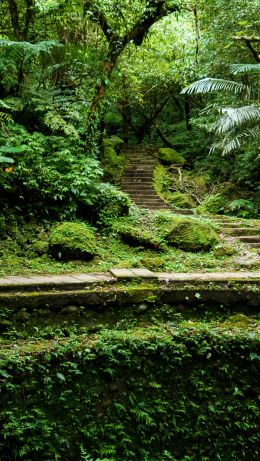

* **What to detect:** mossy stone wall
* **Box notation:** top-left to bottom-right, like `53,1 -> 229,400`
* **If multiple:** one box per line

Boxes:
0,326 -> 259,461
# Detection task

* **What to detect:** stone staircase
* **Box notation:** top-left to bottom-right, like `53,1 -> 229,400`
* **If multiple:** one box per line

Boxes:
212,216 -> 260,265
121,144 -> 193,214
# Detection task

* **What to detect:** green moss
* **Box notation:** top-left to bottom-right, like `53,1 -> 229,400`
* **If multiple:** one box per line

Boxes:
101,146 -> 127,184
31,240 -> 49,255
168,191 -> 196,209
48,221 -> 97,261
166,217 -> 219,252
158,147 -> 185,165
214,243 -> 236,257
113,223 -> 166,251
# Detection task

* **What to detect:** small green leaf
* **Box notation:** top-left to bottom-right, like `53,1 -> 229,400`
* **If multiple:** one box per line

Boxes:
56,372 -> 66,381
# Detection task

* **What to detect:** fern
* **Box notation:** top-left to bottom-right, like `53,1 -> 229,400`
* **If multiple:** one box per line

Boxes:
0,112 -> 13,127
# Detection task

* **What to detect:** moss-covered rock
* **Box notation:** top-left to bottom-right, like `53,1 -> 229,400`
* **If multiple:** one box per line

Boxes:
49,222 -> 97,261
158,148 -> 185,165
101,146 -> 126,183
114,223 -> 166,251
168,191 -> 196,209
166,218 -> 219,252
31,240 -> 49,255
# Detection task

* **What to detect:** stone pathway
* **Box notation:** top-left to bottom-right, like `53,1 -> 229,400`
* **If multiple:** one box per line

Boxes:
121,144 -> 193,214
0,269 -> 259,291
212,216 -> 260,266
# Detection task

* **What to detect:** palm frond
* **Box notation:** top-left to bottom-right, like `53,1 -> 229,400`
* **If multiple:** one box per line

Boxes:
213,105 -> 260,134
181,78 -> 245,95
231,63 -> 260,74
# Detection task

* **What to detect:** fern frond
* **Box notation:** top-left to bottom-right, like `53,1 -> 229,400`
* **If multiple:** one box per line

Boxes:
0,112 -> 13,127
231,63 -> 260,74
0,99 -> 11,109
213,105 -> 260,134
181,78 -> 245,95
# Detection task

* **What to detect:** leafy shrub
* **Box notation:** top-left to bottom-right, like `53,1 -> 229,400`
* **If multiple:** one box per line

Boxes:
227,198 -> 259,218
0,124 -> 102,218
48,221 -> 97,260
199,193 -> 226,214
0,327 -> 259,461
94,183 -> 132,227
166,218 -> 219,252
158,148 -> 185,165
102,135 -> 124,152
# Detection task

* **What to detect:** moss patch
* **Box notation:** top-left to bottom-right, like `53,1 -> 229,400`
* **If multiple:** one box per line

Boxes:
48,221 -> 97,261
166,218 -> 219,252
158,147 -> 185,165
113,222 -> 166,251
168,191 -> 196,209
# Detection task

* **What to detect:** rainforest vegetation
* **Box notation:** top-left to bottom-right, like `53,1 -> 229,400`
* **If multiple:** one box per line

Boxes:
0,2 -> 260,461
0,0 -> 259,274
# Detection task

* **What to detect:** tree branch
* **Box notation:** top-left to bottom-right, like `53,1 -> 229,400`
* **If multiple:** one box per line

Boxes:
233,35 -> 260,62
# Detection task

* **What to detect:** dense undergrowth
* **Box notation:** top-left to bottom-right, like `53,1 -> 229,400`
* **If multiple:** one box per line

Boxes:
0,323 -> 259,461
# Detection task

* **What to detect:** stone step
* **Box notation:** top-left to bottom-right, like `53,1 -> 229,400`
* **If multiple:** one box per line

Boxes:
221,227 -> 260,236
123,192 -> 156,197
233,236 -> 260,243
127,193 -> 160,198
219,223 -> 244,228
121,181 -> 154,186
250,243 -> 260,249
121,183 -> 155,190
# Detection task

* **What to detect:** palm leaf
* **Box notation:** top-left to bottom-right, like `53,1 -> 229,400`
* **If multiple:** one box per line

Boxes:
231,63 -> 260,74
181,78 -> 245,95
213,105 -> 260,134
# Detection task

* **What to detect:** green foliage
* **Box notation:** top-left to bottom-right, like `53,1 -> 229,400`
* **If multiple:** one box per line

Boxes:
200,193 -> 226,214
166,218 -> 219,252
0,326 -> 259,460
0,124 -> 102,218
94,183 -> 132,227
158,148 -> 186,165
48,221 -> 97,260
228,199 -> 259,219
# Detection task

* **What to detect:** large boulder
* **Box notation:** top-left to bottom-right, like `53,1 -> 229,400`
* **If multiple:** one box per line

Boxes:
166,218 -> 219,252
49,222 -> 97,260
114,223 -> 165,251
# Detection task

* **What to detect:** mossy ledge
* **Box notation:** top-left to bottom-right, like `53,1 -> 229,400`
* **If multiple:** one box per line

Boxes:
0,279 -> 259,310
